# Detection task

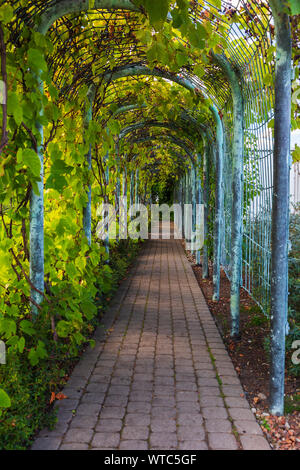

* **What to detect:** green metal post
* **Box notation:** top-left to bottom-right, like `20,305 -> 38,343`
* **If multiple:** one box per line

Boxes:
213,53 -> 244,338
83,85 -> 95,246
29,80 -> 44,316
210,105 -> 224,301
104,154 -> 110,259
130,171 -> 134,220
120,168 -> 127,239
191,163 -> 196,255
196,153 -> 202,266
202,145 -> 209,279
269,0 -> 292,416
135,168 -> 139,205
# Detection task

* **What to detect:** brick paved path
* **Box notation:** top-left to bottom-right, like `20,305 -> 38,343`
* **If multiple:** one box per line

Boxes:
32,229 -> 270,450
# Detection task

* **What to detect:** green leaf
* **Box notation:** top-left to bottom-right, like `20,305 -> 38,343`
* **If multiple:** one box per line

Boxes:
20,319 -> 36,336
18,336 -> 25,353
134,29 -> 152,45
56,320 -> 71,338
0,318 -> 16,338
44,102 -> 60,121
7,92 -> 23,126
46,174 -> 67,191
0,5 -> 14,24
28,340 -> 47,366
188,25 -> 206,49
28,348 -> 38,366
0,389 -> 11,408
292,144 -> 300,163
289,0 -> 300,15
210,0 -> 221,9
27,48 -> 47,73
73,331 -> 85,345
143,0 -> 170,28
176,50 -> 188,68
22,148 -> 41,178
48,84 -> 59,100
147,41 -> 168,65
171,8 -> 184,29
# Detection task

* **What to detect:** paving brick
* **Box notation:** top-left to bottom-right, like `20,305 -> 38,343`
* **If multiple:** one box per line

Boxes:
222,385 -> 245,397
69,414 -> 98,429
220,375 -> 241,385
86,382 -> 109,393
151,406 -> 177,418
127,402 -> 152,413
150,432 -> 178,449
196,370 -> 216,378
153,397 -> 176,407
81,392 -> 105,404
176,391 -> 199,402
91,432 -> 120,448
104,395 -> 128,407
208,433 -> 238,450
95,418 -> 123,432
199,387 -> 221,397
75,403 -> 101,416
119,440 -> 148,450
60,443 -> 89,450
199,396 -> 224,407
230,408 -> 256,421
125,413 -> 151,427
235,420 -> 264,436
177,425 -> 206,441
198,378 -> 219,387
177,413 -> 203,426
31,437 -> 62,450
54,398 -> 79,411
202,407 -> 228,420
225,397 -> 250,409
122,426 -> 149,440
205,419 -> 232,433
240,435 -> 270,450
63,428 -> 94,444
151,418 -> 177,433
99,406 -> 126,419
178,441 -> 208,450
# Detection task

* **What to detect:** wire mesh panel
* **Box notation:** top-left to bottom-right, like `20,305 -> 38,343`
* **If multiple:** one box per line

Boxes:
215,1 -> 276,315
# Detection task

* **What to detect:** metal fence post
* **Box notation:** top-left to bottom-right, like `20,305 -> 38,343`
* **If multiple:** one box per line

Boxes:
269,0 -> 292,416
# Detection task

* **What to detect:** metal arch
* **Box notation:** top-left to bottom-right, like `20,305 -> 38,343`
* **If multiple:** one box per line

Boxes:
106,101 -> 214,148
117,119 -> 203,153
126,126 -> 197,152
36,1 -> 139,34
127,134 -> 196,168
101,62 -> 223,117
100,65 -> 224,291
105,67 -> 224,294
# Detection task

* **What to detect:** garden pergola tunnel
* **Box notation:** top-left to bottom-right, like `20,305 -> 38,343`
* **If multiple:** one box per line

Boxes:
0,0 -> 294,416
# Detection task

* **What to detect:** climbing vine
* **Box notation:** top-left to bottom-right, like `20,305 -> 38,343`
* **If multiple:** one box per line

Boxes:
0,0 -> 298,445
